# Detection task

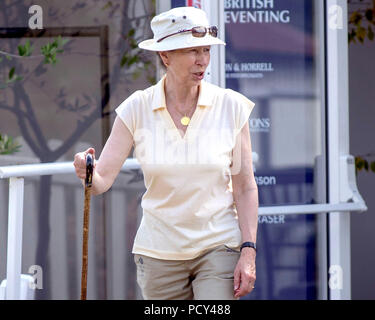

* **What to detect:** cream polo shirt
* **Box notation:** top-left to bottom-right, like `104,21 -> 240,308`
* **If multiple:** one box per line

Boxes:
115,75 -> 255,260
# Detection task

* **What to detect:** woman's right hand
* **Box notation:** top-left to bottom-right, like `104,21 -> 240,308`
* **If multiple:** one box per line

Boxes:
73,147 -> 96,180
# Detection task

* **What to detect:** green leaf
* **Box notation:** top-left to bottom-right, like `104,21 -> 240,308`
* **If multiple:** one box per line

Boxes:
5,136 -> 12,148
40,37 -> 66,65
101,1 -> 113,10
371,161 -> 375,173
355,157 -> 365,171
130,39 -> 138,49
127,55 -> 139,66
348,33 -> 354,43
0,133 -> 21,155
17,40 -> 33,57
356,26 -> 366,42
364,160 -> 369,171
18,45 -> 25,56
365,9 -> 373,22
61,38 -> 69,46
9,67 -> 15,79
120,54 -> 128,67
127,29 -> 135,37
350,11 -> 363,25
368,25 -> 374,40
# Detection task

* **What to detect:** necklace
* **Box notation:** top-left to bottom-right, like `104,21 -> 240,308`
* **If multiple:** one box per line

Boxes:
180,113 -> 192,126
164,81 -> 199,126
172,105 -> 196,126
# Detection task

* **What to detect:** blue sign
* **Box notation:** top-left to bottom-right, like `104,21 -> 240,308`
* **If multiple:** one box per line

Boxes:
224,0 -> 320,300
170,0 -> 322,300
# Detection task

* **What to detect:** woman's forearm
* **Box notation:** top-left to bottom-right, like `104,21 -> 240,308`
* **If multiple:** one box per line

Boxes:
80,170 -> 109,196
91,170 -> 106,195
234,187 -> 259,243
77,116 -> 134,196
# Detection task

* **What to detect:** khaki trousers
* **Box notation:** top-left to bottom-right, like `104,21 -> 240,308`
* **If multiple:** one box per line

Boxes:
134,244 -> 241,300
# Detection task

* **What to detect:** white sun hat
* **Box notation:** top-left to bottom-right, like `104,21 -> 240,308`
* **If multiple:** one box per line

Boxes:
138,6 -> 226,52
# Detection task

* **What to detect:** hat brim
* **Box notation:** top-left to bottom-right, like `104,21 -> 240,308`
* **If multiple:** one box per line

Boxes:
138,33 -> 226,52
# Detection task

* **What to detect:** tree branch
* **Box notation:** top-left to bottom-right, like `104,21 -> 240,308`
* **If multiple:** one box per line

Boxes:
0,102 -> 32,120
13,83 -> 50,156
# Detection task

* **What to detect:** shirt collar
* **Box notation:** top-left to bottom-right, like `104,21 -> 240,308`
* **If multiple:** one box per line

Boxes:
152,75 -> 215,111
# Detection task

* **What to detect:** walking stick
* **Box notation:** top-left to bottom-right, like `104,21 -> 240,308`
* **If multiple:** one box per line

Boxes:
80,153 -> 93,300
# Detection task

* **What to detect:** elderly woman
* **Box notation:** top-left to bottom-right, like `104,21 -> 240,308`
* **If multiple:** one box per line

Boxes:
74,6 -> 258,300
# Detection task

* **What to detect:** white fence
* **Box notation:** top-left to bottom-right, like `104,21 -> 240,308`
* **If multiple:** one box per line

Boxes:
0,155 -> 367,299
0,159 -> 143,300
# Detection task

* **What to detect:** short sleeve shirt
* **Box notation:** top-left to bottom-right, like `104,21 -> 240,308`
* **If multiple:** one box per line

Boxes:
115,75 -> 255,260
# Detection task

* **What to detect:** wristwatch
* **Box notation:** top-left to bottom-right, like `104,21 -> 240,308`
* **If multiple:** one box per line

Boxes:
240,241 -> 257,252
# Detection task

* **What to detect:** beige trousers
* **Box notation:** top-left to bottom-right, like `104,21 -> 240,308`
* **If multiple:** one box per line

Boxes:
134,244 -> 241,300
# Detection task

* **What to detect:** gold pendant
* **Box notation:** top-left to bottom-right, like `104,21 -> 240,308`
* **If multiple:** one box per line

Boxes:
181,116 -> 190,126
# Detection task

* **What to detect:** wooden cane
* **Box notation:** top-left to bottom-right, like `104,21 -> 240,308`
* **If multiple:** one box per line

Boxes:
80,153 -> 93,300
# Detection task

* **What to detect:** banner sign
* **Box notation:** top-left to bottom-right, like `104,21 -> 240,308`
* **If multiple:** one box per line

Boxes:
171,0 -> 320,300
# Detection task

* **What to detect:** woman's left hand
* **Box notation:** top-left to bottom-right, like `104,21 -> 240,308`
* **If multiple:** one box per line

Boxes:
233,248 -> 256,298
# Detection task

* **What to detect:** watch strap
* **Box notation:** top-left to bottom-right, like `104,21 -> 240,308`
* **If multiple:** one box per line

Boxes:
240,241 -> 257,252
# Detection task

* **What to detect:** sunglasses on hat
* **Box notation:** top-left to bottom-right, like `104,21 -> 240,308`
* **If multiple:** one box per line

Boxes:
157,26 -> 218,43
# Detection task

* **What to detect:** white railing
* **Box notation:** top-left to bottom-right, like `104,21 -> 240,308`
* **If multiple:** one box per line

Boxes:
0,158 -> 367,299
0,159 -> 140,300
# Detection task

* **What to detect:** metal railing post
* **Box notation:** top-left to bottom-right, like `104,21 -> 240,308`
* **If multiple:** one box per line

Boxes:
5,177 -> 24,300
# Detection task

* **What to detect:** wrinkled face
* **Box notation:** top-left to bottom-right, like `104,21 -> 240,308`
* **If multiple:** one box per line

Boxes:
160,46 -> 211,86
